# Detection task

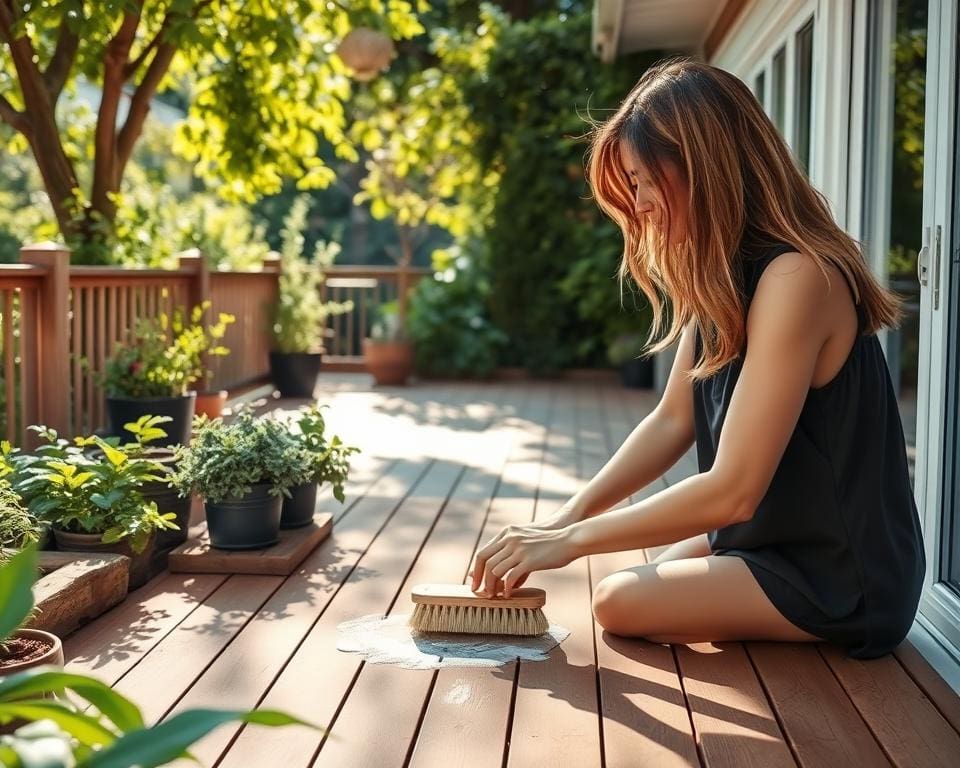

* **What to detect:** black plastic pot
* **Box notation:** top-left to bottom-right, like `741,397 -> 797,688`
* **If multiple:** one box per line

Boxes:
105,392 -> 197,445
620,358 -> 654,389
281,483 -> 318,529
204,483 -> 282,550
269,351 -> 323,398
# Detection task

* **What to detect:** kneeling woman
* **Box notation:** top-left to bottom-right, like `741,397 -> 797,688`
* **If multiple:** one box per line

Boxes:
469,58 -> 924,659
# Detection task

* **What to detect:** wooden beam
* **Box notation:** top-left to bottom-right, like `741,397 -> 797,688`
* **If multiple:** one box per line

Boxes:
705,0 -> 751,61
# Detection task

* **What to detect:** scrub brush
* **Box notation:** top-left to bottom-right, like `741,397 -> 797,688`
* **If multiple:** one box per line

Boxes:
409,583 -> 549,636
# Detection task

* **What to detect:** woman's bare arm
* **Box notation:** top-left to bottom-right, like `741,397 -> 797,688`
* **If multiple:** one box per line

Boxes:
568,321 -> 699,520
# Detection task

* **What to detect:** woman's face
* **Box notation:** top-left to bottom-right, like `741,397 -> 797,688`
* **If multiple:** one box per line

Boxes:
618,139 -> 689,244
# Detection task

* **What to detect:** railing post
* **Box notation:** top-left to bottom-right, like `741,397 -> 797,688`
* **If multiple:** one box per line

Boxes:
178,248 -> 210,310
20,242 -> 71,437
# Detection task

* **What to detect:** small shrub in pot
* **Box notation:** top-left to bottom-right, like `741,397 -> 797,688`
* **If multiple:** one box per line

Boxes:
99,302 -> 234,444
280,405 -> 359,528
172,411 -> 303,549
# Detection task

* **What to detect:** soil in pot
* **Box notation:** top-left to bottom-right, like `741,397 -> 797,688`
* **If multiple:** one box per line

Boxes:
52,529 -> 152,590
0,629 -> 64,674
194,389 -> 228,419
106,392 -> 197,445
269,351 -> 323,399
281,483 -> 318,529
205,483 -> 282,550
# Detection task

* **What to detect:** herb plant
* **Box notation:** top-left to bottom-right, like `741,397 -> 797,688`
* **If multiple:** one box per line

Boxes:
271,196 -> 353,354
172,410 -> 304,502
289,405 -> 359,502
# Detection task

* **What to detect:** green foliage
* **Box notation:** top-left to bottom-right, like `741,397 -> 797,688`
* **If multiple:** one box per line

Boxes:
100,302 -> 234,397
407,243 -> 507,377
461,11 -> 658,373
172,410 -> 304,502
289,405 -> 360,502
0,545 -> 321,766
5,426 -> 179,554
272,197 -> 353,353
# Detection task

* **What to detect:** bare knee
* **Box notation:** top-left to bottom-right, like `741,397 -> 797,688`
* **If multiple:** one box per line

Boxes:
591,572 -> 651,636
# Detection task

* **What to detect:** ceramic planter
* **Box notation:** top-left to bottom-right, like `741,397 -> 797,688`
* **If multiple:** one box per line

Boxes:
52,528 -> 151,590
194,389 -> 228,419
204,483 -> 282,550
281,483 -> 318,529
105,392 -> 197,445
362,338 -> 413,386
269,351 -> 323,399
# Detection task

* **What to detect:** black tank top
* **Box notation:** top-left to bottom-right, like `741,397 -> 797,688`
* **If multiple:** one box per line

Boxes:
692,241 -> 925,658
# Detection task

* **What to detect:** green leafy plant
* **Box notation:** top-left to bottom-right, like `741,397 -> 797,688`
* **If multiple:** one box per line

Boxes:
289,405 -> 360,502
172,410 -> 305,503
272,197 -> 353,354
369,300 -> 406,342
0,446 -> 42,562
0,545 -> 322,766
99,302 -> 234,398
406,245 -> 507,377
10,426 -> 178,554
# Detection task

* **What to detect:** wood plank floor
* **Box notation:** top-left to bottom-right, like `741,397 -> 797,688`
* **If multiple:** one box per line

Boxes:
63,375 -> 960,767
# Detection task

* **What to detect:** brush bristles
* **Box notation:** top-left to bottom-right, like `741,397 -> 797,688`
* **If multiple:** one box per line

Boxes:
409,603 -> 549,636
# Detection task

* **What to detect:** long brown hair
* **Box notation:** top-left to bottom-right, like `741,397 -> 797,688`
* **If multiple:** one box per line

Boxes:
586,57 -> 902,380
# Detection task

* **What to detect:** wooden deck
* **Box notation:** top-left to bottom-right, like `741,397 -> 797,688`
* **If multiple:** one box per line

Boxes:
63,376 -> 960,767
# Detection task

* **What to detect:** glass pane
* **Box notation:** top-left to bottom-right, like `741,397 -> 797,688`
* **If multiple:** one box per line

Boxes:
886,0 -> 926,475
794,18 -> 814,173
772,47 -> 787,135
754,71 -> 766,108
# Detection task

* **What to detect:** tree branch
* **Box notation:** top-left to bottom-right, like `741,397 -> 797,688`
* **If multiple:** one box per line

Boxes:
116,41 -> 176,175
0,93 -> 30,137
43,16 -> 80,101
124,0 -> 214,80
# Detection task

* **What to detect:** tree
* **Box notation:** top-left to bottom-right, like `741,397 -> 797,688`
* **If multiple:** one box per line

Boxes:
0,0 -> 427,262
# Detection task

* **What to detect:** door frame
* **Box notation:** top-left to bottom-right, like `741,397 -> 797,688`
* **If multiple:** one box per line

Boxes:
912,0 -> 960,683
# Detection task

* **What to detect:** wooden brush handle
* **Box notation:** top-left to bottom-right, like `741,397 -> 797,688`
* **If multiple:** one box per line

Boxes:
411,583 -> 546,610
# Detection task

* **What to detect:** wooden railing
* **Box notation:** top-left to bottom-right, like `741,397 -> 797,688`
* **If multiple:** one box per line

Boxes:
0,245 -> 428,443
322,265 -> 431,361
0,243 -> 280,443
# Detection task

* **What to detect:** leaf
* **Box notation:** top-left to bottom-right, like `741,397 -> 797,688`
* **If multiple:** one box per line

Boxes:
0,701 -> 117,748
86,708 -> 322,768
0,668 -> 144,731
0,545 -> 37,641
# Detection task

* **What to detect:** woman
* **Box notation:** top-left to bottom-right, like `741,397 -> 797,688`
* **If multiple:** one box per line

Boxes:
468,58 -> 925,659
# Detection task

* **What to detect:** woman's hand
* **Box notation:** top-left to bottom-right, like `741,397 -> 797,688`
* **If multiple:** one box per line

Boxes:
468,522 -> 579,598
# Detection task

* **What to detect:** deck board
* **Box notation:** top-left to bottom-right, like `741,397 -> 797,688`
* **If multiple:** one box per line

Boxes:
57,375 -> 960,768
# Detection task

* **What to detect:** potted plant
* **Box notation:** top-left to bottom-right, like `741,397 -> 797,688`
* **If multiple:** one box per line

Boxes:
172,411 -> 302,549
269,198 -> 353,399
363,300 -> 415,386
0,545 -> 321,763
10,425 -> 179,589
0,474 -> 44,556
189,305 -> 235,419
607,332 -> 654,388
100,302 -> 234,444
94,415 -> 193,552
0,547 -> 63,683
280,405 -> 359,528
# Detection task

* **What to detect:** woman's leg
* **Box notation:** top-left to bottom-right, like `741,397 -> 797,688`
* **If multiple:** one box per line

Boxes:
592,548 -> 822,644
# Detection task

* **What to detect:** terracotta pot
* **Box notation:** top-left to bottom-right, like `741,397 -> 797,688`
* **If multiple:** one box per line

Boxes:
362,338 -> 413,386
194,389 -> 228,419
0,628 -> 64,675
